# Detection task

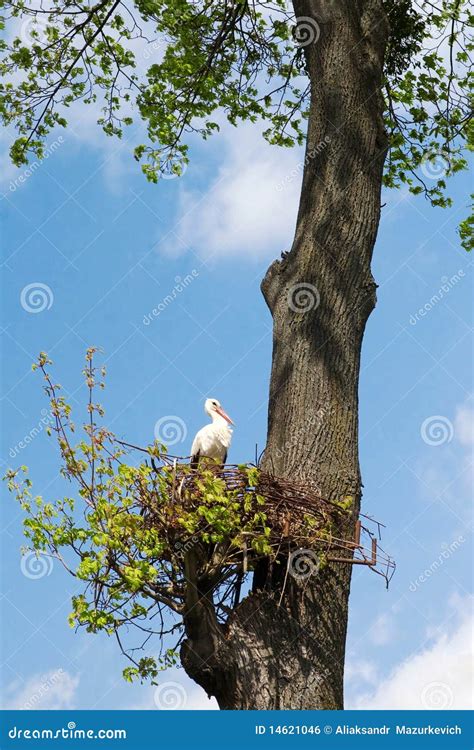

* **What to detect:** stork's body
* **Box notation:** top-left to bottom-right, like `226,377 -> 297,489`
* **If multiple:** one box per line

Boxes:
190,398 -> 233,467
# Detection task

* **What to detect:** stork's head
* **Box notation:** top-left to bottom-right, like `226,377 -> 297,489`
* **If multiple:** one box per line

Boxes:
204,397 -> 233,425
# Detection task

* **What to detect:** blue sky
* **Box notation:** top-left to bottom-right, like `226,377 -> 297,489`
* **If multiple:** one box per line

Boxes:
1,95 -> 472,711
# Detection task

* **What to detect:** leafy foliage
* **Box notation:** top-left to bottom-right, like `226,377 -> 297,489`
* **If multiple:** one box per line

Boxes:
383,0 -> 473,234
6,349 -> 348,682
0,1 -> 471,246
0,0 -> 308,177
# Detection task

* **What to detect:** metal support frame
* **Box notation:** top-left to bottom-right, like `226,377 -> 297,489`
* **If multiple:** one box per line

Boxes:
327,520 -> 377,566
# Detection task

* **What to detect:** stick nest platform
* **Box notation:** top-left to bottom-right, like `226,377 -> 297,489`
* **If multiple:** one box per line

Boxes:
120,443 -> 396,588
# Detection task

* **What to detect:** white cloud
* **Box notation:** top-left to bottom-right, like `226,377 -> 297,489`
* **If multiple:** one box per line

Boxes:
3,669 -> 80,710
0,7 -> 152,195
413,397 -> 473,505
345,659 -> 378,685
161,122 -> 304,261
0,95 -> 140,197
2,11 -> 304,219
455,402 -> 474,448
454,398 -> 474,492
350,596 -> 473,709
129,676 -> 218,711
369,613 -> 395,646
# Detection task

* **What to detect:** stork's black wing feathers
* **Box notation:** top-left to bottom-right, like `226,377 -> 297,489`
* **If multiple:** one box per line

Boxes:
191,451 -> 200,470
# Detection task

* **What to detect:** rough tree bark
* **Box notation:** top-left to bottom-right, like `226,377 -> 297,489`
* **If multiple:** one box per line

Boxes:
181,0 -> 389,709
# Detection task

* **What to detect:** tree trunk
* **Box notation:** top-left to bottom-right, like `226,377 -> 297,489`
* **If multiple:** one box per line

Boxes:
181,0 -> 389,709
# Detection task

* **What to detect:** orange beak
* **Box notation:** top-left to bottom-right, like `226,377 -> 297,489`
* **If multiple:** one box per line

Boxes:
215,405 -> 234,425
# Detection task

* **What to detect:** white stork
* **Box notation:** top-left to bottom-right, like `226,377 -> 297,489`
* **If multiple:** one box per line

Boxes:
190,398 -> 234,468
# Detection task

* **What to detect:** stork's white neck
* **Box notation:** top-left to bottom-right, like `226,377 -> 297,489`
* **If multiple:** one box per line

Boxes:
210,412 -> 229,426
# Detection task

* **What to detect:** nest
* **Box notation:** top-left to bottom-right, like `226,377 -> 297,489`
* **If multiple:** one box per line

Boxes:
119,442 -> 396,588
